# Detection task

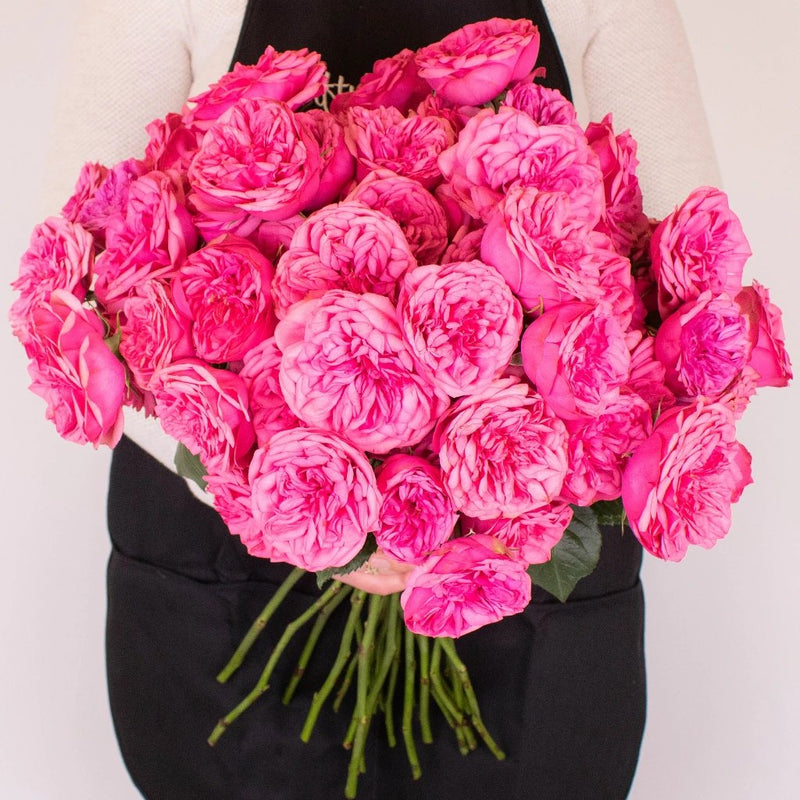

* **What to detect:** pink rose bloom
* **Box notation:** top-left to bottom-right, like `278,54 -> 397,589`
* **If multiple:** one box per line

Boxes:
331,48 -> 429,114
94,171 -> 197,315
622,401 -> 753,561
272,201 -> 416,316
655,291 -> 754,400
398,259 -> 523,397
61,162 -> 108,226
401,534 -> 532,638
173,235 -> 275,363
299,109 -> 356,211
627,332 -> 676,415
247,428 -> 380,569
238,337 -> 300,447
522,302 -> 631,420
144,113 -> 203,172
347,169 -> 449,264
561,389 -> 653,505
374,454 -> 457,564
503,82 -> 580,129
119,280 -> 194,391
651,186 -> 751,317
441,228 -> 484,264
24,290 -> 125,447
585,114 -> 649,257
736,281 -> 793,388
188,99 -> 321,229
433,378 -> 569,518
439,107 -> 604,224
203,460 -> 257,540
465,501 -> 573,565
10,217 -> 93,346
415,18 -> 541,105
185,47 -> 326,128
151,360 -> 255,471
342,105 -> 456,189
718,365 -> 759,420
277,290 -> 448,454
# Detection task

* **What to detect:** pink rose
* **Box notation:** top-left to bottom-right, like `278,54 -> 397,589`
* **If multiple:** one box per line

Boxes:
717,365 -> 759,420
441,227 -> 484,264
374,454 -> 457,564
276,290 -> 448,454
627,332 -> 676,415
503,82 -> 580,129
433,378 -> 569,518
521,302 -> 631,420
415,18 -> 541,105
173,235 -> 275,363
24,290 -> 125,448
464,502 -> 573,565
10,217 -> 93,346
398,259 -> 523,397
622,402 -> 753,561
438,107 -> 604,223
401,534 -> 532,638
247,428 -> 380,569
651,187 -> 751,317
347,169 -> 449,264
203,460 -> 257,540
272,201 -> 416,316
61,162 -> 108,227
144,113 -> 202,172
151,360 -> 254,471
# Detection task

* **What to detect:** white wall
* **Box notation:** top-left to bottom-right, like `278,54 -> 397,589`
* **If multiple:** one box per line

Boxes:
0,2 -> 797,798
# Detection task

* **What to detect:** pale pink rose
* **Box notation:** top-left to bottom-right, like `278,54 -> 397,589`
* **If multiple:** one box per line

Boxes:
347,170 -> 448,264
503,82 -> 580,129
272,201 -> 416,316
585,114 -> 649,257
736,281 -> 793,388
119,280 -> 194,391
561,389 -> 652,505
238,337 -> 300,447
441,227 -> 484,264
188,99 -> 321,229
627,332 -> 676,415
203,460 -> 257,540
94,171 -> 197,314
24,290 -> 125,448
622,401 -> 753,561
184,47 -> 326,128
655,291 -> 754,400
144,113 -> 203,172
10,217 -> 93,346
398,260 -> 523,397
415,18 -> 541,105
438,107 -> 604,223
151,360 -> 255,470
61,162 -> 108,226
330,48 -> 429,114
342,105 -> 456,189
651,186 -> 751,317
277,290 -> 448,454
433,377 -> 569,518
401,534 -> 532,638
464,501 -> 573,565
247,428 -> 380,569
374,454 -> 457,564
299,109 -> 356,210
521,302 -> 631,420
173,235 -> 275,363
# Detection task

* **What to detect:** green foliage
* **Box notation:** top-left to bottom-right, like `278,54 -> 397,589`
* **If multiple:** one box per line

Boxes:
174,443 -> 207,491
316,535 -> 379,589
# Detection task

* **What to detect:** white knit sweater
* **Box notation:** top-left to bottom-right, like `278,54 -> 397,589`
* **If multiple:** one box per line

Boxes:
46,0 -> 721,501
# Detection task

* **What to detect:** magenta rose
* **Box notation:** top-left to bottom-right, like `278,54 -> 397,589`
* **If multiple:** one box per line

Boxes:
61,162 -> 107,227
627,332 -> 676,416
503,82 -> 580,129
374,454 -> 457,564
173,235 -> 275,363
24,290 -> 125,448
415,18 -> 541,105
651,186 -> 751,317
718,365 -> 760,420
433,377 -> 569,518
151,360 -> 254,470
442,228 -> 484,264
203,460 -> 257,540
347,169 -> 449,264
276,290 -> 448,454
398,259 -> 523,397
144,113 -> 203,172
272,201 -> 416,316
401,534 -> 532,637
298,109 -> 356,210
622,401 -> 753,561
247,428 -> 380,569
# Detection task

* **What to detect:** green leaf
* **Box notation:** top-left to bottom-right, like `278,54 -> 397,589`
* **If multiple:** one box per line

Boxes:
316,535 -> 378,589
174,443 -> 208,491
527,505 -> 602,603
591,497 -> 627,528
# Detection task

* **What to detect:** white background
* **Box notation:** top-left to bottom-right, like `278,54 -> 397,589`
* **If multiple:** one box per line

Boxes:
1,2 -> 798,798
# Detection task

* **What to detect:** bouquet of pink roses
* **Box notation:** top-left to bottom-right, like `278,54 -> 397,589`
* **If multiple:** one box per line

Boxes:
10,16 -> 792,798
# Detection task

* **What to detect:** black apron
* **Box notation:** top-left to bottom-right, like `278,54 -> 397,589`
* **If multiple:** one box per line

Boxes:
106,4 -> 646,798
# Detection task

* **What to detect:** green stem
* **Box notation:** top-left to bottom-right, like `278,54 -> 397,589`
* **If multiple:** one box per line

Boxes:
216,567 -> 305,683
383,601 -> 402,748
429,641 -> 472,755
417,635 -> 433,744
333,650 -> 359,713
402,627 -> 422,780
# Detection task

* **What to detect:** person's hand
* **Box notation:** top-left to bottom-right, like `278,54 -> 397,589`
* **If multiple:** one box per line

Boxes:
334,550 -> 414,595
